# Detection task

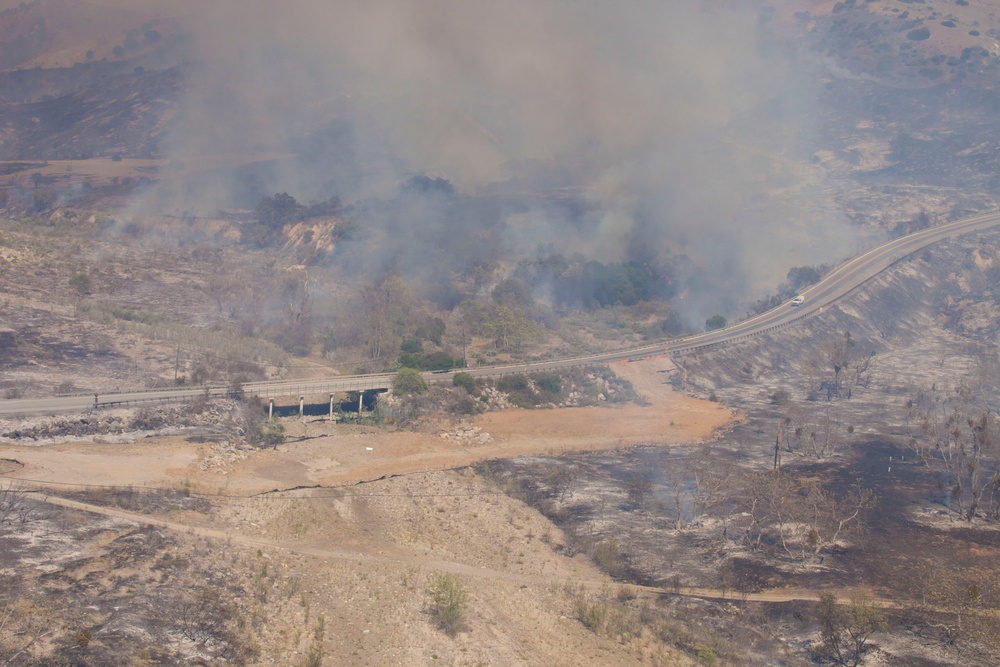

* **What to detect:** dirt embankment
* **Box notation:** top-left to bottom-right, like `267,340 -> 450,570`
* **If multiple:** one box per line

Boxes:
0,356 -> 730,666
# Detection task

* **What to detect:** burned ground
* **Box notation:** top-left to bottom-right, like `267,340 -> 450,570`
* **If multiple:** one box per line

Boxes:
0,493 -> 262,665
474,231 -> 1000,664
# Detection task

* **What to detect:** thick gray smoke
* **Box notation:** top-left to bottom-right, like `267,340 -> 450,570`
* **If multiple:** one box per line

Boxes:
147,0 -> 867,323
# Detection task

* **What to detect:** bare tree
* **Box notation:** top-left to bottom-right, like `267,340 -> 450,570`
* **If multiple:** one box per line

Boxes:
802,404 -> 848,460
359,275 -> 412,362
800,480 -> 876,559
0,483 -> 34,525
942,409 -> 1000,522
692,469 -> 730,518
623,471 -> 653,509
736,471 -> 796,553
820,331 -> 877,400
544,463 -> 578,502
717,558 -> 764,601
915,384 -> 1000,521
813,590 -> 887,666
663,464 -> 690,530
735,472 -> 874,562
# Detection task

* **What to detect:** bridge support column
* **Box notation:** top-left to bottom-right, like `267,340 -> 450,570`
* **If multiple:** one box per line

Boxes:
357,391 -> 363,420
329,394 -> 335,421
268,398 -> 274,421
299,395 -> 304,420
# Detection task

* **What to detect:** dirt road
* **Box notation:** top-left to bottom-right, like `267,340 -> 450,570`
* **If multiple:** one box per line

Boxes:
29,491 -> 857,607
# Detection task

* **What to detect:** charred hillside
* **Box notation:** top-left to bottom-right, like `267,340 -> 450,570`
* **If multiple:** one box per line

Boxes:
0,65 -> 183,159
674,229 -> 1000,408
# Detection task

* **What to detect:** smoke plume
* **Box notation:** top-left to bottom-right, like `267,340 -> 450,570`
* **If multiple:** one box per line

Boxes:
147,0 -> 867,322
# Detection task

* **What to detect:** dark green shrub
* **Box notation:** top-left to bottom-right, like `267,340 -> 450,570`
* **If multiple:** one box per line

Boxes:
535,373 -> 562,394
400,337 -> 423,354
70,271 -> 92,295
393,368 -> 428,394
705,315 -> 726,331
423,351 -> 456,371
496,374 -> 530,393
452,372 -> 477,394
258,421 -> 285,448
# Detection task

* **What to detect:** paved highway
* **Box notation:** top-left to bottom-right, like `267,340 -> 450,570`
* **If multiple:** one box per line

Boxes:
4,210 -> 1000,417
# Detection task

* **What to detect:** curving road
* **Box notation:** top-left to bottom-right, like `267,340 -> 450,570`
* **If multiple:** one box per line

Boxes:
4,210 -> 1000,417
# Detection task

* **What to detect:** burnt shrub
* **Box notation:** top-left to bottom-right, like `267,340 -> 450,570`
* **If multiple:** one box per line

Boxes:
130,408 -> 167,430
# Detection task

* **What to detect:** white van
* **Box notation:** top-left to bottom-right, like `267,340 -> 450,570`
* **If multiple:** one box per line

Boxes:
790,295 -> 805,306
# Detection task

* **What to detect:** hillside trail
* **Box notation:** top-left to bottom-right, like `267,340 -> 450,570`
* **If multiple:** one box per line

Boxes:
28,491 -> 875,608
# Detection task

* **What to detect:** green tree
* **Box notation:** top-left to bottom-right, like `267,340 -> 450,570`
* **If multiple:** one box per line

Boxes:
258,421 -> 285,449
483,304 -> 538,350
69,271 -> 92,295
491,278 -> 534,308
360,276 -> 412,362
427,573 -> 467,635
705,315 -> 726,331
393,368 -> 428,395
452,372 -> 477,395
255,192 -> 303,228
398,337 -> 423,368
535,373 -> 562,395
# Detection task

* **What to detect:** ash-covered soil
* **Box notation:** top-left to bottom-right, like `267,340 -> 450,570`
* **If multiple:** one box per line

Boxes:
480,231 -> 1000,665
0,496 -> 262,665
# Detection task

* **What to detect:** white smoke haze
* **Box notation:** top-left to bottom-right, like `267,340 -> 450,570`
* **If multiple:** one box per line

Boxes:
178,0 -> 773,185
143,0 -> 867,323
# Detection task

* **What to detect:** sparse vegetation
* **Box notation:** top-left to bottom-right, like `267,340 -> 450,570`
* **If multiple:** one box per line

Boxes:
69,270 -> 91,295
0,483 -> 34,524
426,573 -> 468,636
